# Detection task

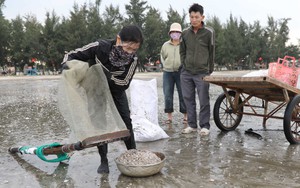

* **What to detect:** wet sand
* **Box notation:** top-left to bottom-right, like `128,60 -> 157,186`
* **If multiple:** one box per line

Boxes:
1,71 -> 300,188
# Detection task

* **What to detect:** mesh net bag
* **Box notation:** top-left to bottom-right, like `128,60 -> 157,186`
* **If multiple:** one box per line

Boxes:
57,60 -> 127,141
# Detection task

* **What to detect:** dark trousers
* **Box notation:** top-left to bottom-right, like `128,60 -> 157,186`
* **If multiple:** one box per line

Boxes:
180,69 -> 211,129
97,90 -> 136,160
163,71 -> 186,113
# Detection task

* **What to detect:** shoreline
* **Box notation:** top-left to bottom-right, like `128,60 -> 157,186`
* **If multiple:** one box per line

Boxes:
0,70 -> 254,81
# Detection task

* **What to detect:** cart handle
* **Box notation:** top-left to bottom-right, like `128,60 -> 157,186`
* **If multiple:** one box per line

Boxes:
278,56 -> 297,67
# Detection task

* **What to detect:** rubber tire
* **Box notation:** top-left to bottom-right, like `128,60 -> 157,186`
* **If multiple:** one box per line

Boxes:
213,90 -> 243,131
284,95 -> 300,144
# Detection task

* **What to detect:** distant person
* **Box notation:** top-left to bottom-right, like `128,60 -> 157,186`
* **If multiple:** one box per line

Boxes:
160,22 -> 187,124
258,57 -> 266,69
62,25 -> 143,173
23,64 -> 28,75
180,3 -> 215,135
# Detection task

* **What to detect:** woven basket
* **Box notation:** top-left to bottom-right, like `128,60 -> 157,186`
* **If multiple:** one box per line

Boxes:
268,56 -> 299,87
115,151 -> 165,177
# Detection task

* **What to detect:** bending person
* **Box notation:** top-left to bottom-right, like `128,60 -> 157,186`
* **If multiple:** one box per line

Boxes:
62,25 -> 143,173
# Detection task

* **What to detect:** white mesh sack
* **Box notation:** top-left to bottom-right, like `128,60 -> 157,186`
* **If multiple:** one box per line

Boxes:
129,79 -> 169,142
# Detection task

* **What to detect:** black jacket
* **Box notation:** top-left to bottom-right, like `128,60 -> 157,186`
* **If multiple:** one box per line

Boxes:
180,24 -> 215,74
62,39 -> 138,91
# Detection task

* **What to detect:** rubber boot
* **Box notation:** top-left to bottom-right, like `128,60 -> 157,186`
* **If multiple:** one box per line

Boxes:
97,144 -> 109,174
124,129 -> 136,150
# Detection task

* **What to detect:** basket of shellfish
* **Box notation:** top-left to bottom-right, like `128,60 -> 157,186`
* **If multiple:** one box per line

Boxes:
115,149 -> 166,177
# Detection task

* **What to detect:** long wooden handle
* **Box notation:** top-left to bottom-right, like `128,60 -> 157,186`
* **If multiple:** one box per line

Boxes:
9,130 -> 130,156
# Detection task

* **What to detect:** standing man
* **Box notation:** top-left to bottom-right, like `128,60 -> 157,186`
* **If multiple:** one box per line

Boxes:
160,22 -> 187,124
62,25 -> 143,173
180,3 -> 215,135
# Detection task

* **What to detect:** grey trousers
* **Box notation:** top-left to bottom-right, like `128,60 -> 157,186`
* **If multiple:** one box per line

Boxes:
180,69 -> 210,129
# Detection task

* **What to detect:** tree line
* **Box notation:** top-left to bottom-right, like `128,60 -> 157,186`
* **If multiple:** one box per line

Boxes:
0,0 -> 299,74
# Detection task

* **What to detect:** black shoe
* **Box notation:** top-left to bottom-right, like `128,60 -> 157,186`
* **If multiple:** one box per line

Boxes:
97,160 -> 109,174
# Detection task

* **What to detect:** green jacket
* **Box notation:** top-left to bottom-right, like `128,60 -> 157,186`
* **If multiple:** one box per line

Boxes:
180,24 -> 215,74
160,40 -> 181,72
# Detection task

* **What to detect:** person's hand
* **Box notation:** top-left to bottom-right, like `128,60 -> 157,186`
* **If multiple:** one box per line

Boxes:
178,64 -> 184,73
102,69 -> 113,85
62,63 -> 69,70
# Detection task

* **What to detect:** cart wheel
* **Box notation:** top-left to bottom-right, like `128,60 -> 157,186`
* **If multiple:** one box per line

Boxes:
213,90 -> 243,131
284,95 -> 300,144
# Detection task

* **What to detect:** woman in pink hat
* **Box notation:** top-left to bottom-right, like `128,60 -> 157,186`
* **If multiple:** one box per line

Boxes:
160,23 -> 187,125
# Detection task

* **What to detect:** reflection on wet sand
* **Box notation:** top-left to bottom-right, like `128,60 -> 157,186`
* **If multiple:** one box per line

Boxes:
11,154 -> 74,187
3,73 -> 300,187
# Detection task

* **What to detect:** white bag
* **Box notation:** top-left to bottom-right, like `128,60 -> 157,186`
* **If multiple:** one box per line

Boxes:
129,79 -> 169,142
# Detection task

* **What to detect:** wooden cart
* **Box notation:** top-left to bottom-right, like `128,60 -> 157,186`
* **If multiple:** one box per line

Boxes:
203,75 -> 300,144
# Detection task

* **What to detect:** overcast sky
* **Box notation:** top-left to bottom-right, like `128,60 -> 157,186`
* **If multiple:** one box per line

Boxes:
2,0 -> 299,45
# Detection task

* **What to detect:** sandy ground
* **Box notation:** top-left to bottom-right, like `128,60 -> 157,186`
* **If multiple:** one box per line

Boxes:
1,71 -> 300,188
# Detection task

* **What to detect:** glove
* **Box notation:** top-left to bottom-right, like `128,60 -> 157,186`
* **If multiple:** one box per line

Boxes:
62,63 -> 69,70
58,63 -> 69,74
103,68 -> 112,79
102,68 -> 113,86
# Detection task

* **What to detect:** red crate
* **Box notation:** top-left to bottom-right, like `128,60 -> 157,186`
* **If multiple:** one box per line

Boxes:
268,56 -> 299,87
